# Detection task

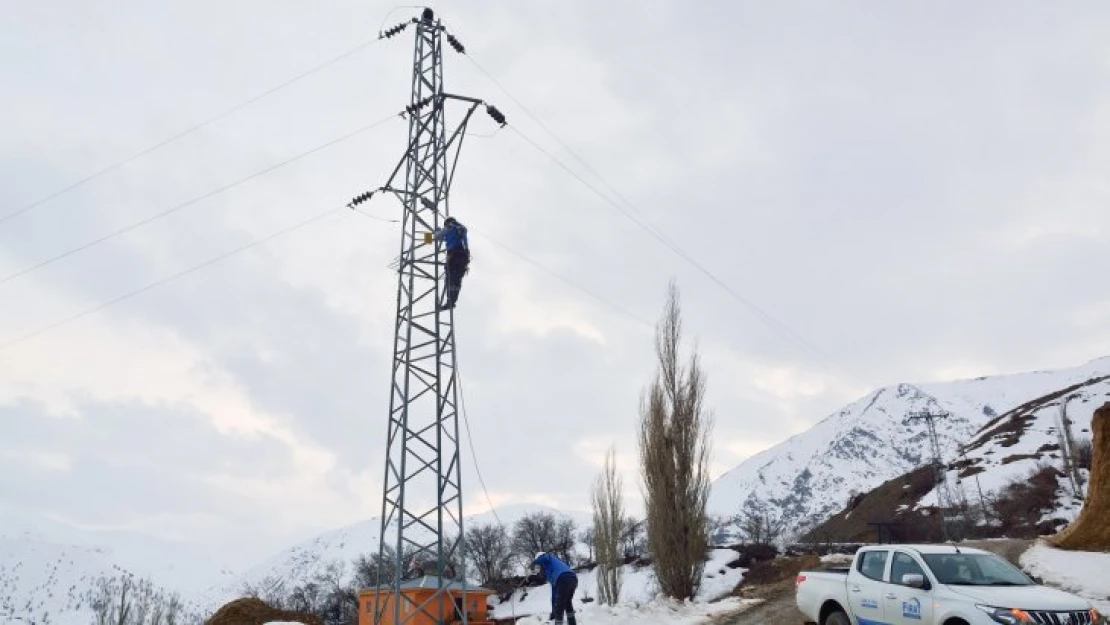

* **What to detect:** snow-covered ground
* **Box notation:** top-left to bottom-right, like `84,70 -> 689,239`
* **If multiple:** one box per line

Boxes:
1020,541 -> 1110,613
203,503 -> 593,609
507,596 -> 753,625
490,548 -> 745,623
709,355 -> 1110,539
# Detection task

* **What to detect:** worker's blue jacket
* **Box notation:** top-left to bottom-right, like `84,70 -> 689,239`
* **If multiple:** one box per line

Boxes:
533,552 -> 574,586
434,222 -> 468,251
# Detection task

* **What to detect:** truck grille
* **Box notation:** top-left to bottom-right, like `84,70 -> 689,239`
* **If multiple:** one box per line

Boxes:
1029,611 -> 1092,625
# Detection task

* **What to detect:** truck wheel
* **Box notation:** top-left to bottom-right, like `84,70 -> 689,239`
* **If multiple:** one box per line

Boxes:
823,611 -> 851,625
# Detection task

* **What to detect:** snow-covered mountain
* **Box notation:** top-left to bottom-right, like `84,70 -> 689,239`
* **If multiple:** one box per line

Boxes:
938,371 -> 1110,519
0,509 -> 234,624
707,355 -> 1110,539
200,503 -> 593,611
0,534 -> 212,625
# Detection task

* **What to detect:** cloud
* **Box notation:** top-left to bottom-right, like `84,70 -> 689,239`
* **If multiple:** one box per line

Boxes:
2,0 -> 1110,573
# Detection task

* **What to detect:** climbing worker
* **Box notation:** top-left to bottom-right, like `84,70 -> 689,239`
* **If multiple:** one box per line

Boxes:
531,551 -> 578,625
433,216 -> 469,310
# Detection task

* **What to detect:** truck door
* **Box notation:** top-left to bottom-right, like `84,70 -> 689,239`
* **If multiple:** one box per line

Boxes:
884,550 -> 935,625
849,549 -> 890,625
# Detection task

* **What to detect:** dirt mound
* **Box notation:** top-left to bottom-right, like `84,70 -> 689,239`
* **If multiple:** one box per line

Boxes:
799,465 -> 938,543
1051,401 -> 1110,552
205,597 -> 324,625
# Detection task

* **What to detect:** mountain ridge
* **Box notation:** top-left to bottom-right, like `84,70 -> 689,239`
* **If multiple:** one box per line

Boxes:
706,354 -> 1110,539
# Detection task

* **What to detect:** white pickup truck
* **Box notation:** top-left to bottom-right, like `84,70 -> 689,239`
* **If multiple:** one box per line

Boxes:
796,544 -> 1106,625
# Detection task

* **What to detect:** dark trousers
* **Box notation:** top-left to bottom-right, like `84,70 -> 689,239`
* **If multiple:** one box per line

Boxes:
551,572 -> 577,623
444,248 -> 469,307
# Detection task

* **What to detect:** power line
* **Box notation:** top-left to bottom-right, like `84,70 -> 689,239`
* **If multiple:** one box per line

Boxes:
461,51 -> 863,384
0,206 -> 346,353
457,366 -> 506,532
463,56 -> 646,220
508,124 -> 856,382
0,113 -> 401,289
348,207 -> 651,328
477,232 -> 653,328
0,36 -> 385,227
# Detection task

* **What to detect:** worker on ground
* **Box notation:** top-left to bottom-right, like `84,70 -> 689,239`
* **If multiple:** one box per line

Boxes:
531,551 -> 578,625
433,216 -> 469,310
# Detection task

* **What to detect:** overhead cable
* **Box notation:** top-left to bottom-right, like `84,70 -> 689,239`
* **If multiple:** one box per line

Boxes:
0,113 -> 401,289
1,36 -> 385,227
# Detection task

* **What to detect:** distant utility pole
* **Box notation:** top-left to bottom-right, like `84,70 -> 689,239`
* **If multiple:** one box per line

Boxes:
349,8 -> 505,625
1057,397 -> 1084,498
907,409 -> 961,541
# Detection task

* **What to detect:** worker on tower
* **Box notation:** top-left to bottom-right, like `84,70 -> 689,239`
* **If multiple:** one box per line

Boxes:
531,551 -> 578,625
434,216 -> 469,310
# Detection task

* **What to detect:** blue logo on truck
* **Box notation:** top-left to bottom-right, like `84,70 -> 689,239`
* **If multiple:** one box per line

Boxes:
860,598 -> 878,610
902,597 -> 922,620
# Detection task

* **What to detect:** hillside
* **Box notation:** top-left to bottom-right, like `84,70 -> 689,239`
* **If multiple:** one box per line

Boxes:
0,535 -> 208,625
707,355 -> 1110,539
797,381 -> 1110,544
200,503 -> 592,611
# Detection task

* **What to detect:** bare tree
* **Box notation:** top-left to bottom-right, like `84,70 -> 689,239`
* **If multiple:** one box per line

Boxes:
466,523 -> 513,585
512,511 -> 577,563
737,506 -> 786,545
592,446 -> 624,605
638,280 -> 713,601
619,517 -> 646,558
553,517 -> 578,564
83,574 -> 195,625
580,526 -> 597,562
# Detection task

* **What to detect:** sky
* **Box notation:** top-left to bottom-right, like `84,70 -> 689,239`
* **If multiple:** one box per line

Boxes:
2,0 -> 1110,573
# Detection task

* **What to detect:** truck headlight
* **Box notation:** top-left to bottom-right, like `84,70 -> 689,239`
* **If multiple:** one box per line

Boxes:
975,605 -> 1033,624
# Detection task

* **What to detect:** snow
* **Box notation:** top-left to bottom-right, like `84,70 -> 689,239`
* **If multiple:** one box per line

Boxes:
708,355 -> 1110,539
202,503 -> 592,610
490,548 -> 746,623
0,534 -> 208,625
1020,541 -> 1110,613
507,596 -> 752,625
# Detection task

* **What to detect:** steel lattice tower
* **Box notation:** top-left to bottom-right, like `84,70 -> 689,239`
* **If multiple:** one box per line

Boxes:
349,8 -> 504,625
907,409 -> 959,541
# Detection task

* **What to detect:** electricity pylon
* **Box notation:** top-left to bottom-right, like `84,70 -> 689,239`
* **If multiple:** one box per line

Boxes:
908,409 -> 961,541
349,8 -> 505,625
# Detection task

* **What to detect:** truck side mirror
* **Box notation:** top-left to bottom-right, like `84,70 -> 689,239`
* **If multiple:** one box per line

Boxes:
901,573 -> 927,589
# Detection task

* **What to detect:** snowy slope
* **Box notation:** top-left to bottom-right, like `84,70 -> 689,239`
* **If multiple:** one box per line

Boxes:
201,503 -> 593,611
0,510 -> 232,625
489,547 -> 744,621
1020,542 -> 1110,614
0,535 -> 207,625
932,372 -> 1110,521
707,355 -> 1110,538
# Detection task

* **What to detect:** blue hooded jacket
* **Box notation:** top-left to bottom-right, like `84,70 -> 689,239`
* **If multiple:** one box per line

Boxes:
434,221 -> 468,252
532,553 -> 575,611
533,552 -> 574,585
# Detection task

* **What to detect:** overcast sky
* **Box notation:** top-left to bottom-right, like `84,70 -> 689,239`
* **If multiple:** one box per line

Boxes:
2,1 -> 1109,573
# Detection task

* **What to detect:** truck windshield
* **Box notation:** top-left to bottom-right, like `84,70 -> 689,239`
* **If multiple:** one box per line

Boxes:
921,553 -> 1033,586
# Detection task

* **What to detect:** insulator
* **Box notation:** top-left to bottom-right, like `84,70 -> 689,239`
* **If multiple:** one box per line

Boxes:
421,8 -> 434,23
349,191 -> 375,206
447,33 -> 465,54
486,104 -> 506,127
383,22 -> 409,38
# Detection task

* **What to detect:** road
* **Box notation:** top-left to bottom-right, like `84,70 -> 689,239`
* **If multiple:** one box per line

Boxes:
711,578 -> 806,625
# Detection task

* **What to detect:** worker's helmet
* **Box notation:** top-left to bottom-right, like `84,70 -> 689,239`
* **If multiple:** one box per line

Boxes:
534,551 -> 545,561
444,216 -> 457,226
